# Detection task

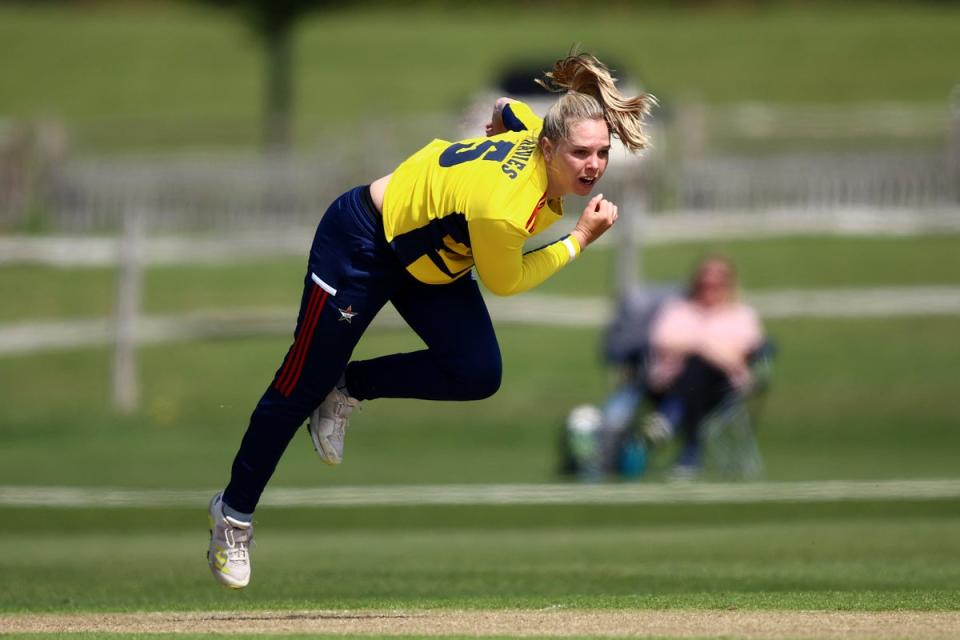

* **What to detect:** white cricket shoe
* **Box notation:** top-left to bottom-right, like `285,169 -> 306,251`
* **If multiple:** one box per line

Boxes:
309,386 -> 359,465
207,492 -> 253,589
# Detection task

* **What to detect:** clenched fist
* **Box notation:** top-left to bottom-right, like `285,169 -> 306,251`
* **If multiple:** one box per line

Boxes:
571,193 -> 619,250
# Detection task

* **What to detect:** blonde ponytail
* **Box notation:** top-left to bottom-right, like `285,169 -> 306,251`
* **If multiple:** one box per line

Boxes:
536,52 -> 656,153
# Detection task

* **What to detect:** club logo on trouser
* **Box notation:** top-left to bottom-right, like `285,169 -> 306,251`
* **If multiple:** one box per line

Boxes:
336,305 -> 358,323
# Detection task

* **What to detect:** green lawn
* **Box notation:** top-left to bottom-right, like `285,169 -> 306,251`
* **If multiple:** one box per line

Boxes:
2,234 -> 959,486
1,2 -> 958,150
2,316 -> 959,489
4,3 -> 960,630
3,234 -> 959,323
1,500 -> 958,613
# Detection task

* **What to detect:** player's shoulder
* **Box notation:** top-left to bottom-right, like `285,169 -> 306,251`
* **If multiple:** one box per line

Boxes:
472,172 -> 546,232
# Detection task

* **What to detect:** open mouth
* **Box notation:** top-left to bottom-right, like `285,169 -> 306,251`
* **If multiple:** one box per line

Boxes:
578,176 -> 597,186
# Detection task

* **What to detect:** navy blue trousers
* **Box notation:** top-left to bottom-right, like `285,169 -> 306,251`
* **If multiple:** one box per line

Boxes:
223,186 -> 502,513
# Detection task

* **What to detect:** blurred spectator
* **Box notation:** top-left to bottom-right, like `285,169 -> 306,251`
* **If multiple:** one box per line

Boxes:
561,254 -> 771,482
642,254 -> 765,476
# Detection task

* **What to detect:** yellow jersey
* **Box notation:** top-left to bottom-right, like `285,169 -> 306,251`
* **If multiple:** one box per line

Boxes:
382,101 -> 581,296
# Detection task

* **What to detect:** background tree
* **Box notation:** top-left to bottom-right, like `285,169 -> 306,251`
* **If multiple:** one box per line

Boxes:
195,0 -> 334,152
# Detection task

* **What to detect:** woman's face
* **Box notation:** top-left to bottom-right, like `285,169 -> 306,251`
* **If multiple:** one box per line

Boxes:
542,119 -> 610,198
694,260 -> 734,307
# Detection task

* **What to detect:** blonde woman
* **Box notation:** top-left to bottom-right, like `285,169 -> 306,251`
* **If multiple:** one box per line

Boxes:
208,52 -> 655,588
644,255 -> 765,475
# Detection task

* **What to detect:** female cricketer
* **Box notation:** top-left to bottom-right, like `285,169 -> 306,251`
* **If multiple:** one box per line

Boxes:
207,52 -> 655,589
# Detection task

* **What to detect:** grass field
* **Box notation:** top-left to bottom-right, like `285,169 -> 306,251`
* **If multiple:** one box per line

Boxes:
2,315 -> 960,488
3,2 -> 960,636
3,232 -> 960,485
1,2 -> 959,150
0,235 -> 960,488
2,499 -> 959,639
3,231 -> 960,636
2,500 -> 959,614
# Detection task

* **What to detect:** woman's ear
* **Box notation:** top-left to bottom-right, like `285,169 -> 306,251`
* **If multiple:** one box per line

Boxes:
540,137 -> 554,164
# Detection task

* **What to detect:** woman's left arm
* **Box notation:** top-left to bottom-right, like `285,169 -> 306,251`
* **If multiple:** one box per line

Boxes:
485,99 -> 542,136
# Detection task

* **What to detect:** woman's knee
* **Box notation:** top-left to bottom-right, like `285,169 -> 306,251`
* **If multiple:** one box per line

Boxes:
451,351 -> 502,400
472,356 -> 503,399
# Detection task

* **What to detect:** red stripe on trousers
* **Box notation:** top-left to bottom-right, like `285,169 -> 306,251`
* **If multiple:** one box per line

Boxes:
275,286 -> 328,397
274,285 -> 321,396
276,287 -> 327,397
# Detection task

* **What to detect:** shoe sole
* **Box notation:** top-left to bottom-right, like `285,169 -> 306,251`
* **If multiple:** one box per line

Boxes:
308,420 -> 342,466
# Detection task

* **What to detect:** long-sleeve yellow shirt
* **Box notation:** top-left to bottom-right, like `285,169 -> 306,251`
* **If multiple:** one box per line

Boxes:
381,101 -> 581,296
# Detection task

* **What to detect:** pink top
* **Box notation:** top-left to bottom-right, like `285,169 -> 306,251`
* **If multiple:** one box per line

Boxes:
648,297 -> 763,390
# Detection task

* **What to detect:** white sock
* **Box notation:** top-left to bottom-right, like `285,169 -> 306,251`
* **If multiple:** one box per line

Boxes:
222,501 -> 253,525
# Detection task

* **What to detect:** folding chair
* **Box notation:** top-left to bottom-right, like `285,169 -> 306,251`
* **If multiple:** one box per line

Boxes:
560,284 -> 775,482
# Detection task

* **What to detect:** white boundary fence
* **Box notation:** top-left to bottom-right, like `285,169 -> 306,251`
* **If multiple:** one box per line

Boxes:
11,146 -> 960,234
3,286 -> 960,357
2,102 -> 959,233
5,207 -> 960,268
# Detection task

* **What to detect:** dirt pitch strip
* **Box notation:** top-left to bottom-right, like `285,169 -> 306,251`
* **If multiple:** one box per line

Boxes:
2,610 -> 959,639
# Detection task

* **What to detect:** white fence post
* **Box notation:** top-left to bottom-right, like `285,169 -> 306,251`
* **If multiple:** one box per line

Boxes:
112,205 -> 145,413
